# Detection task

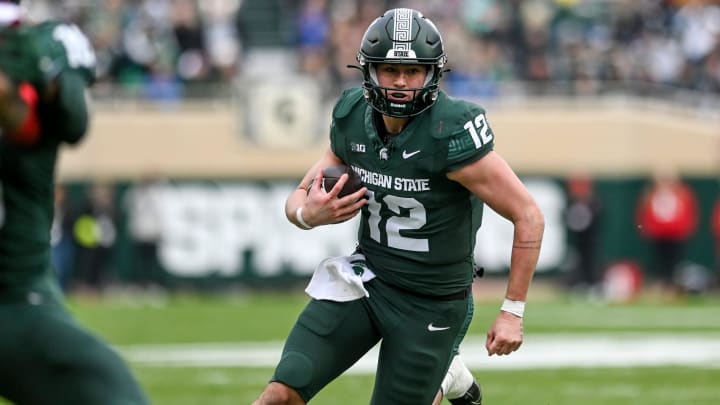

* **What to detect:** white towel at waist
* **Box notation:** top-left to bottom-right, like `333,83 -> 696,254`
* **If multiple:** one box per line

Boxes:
305,253 -> 376,302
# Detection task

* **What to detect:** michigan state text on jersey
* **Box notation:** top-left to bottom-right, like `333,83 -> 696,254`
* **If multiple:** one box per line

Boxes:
331,87 -> 494,297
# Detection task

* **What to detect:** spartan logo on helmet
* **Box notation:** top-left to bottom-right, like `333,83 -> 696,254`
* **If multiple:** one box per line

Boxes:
353,8 -> 447,118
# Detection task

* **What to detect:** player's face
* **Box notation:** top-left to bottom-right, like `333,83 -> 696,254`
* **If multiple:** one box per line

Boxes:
375,63 -> 428,101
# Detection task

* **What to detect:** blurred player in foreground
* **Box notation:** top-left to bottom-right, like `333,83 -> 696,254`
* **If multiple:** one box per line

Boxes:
253,7 -> 544,405
0,1 -> 149,403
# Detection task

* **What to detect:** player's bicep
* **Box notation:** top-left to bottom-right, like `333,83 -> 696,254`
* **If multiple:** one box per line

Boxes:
46,71 -> 90,144
448,151 -> 533,221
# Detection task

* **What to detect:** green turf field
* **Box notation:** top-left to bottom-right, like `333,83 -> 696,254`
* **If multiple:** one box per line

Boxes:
65,290 -> 720,344
131,366 -> 720,405
2,289 -> 719,404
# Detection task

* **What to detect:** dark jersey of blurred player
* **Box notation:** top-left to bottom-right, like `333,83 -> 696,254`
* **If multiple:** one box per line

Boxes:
0,21 -> 94,284
0,4 -> 149,404
331,87 -> 493,297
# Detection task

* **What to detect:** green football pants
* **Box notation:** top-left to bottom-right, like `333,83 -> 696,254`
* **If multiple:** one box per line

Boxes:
0,271 -> 149,405
272,278 -> 474,405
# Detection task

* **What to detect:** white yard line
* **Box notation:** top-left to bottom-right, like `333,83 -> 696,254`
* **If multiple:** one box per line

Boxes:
121,333 -> 720,372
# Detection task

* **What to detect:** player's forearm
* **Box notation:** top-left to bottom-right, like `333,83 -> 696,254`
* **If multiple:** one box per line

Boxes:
44,72 -> 89,144
285,159 -> 324,229
505,205 -> 544,301
285,188 -> 312,229
0,74 -> 40,145
0,73 -> 28,132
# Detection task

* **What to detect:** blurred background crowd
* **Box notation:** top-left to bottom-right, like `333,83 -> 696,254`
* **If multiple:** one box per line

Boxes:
21,0 -> 720,102
15,0 -> 718,301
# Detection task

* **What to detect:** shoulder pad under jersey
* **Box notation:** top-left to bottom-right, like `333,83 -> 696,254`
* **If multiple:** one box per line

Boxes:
429,92 -> 488,139
32,21 -> 97,85
332,87 -> 365,119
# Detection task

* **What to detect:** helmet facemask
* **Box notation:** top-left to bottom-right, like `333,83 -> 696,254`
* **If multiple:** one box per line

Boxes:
359,57 -> 446,118
354,8 -> 447,118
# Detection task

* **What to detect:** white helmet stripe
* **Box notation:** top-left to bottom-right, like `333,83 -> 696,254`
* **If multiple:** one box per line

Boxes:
387,8 -> 418,59
393,8 -> 412,51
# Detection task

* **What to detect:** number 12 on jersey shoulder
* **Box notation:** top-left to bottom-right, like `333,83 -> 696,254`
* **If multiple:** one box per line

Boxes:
463,113 -> 493,149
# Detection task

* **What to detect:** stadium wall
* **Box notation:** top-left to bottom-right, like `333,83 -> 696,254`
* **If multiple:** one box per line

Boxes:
58,98 -> 720,180
57,176 -> 717,288
54,99 -> 719,286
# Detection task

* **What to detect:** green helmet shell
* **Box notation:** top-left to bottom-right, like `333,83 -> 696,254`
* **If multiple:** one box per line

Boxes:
356,8 -> 447,117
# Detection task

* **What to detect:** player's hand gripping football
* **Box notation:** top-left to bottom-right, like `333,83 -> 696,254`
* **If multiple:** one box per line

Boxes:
485,311 -> 524,356
303,169 -> 367,226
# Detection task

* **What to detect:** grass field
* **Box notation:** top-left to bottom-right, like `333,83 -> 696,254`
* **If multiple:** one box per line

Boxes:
131,366 -> 720,405
66,288 -> 720,343
3,288 -> 720,404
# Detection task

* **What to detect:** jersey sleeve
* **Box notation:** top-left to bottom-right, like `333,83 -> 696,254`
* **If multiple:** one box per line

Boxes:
36,22 -> 96,144
38,22 -> 97,85
44,70 -> 90,144
330,88 -> 364,162
443,103 -> 495,172
329,104 -> 344,161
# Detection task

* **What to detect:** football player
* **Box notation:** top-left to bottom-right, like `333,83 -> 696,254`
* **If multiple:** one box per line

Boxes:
254,8 -> 543,405
0,1 -> 149,404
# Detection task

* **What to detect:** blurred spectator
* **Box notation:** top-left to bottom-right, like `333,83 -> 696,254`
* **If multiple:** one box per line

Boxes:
171,0 -> 210,84
636,170 -> 699,297
518,0 -> 554,88
295,0 -> 333,96
125,176 -> 168,289
51,185 -> 77,292
564,173 -> 603,294
673,0 -> 720,90
72,183 -> 119,295
297,0 -> 329,52
16,0 -> 720,100
199,0 -> 242,82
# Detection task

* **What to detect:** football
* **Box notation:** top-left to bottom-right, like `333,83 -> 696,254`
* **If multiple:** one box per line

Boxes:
309,164 -> 364,198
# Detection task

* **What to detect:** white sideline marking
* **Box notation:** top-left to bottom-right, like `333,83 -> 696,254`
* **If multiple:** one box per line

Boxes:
121,334 -> 720,372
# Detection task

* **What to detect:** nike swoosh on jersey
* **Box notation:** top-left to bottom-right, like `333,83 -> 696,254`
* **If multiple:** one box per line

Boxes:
402,150 -> 421,159
427,323 -> 450,332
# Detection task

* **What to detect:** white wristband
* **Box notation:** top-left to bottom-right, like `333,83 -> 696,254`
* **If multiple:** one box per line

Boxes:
500,298 -> 525,318
295,206 -> 313,230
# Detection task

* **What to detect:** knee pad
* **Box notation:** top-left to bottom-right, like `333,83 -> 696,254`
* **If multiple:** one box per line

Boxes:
273,351 -> 314,390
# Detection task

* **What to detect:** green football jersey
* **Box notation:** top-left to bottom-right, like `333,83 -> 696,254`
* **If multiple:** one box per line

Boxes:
0,21 -> 96,285
331,88 -> 495,296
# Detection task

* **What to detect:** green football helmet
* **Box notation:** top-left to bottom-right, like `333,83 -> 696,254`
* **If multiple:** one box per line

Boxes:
355,8 -> 447,118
